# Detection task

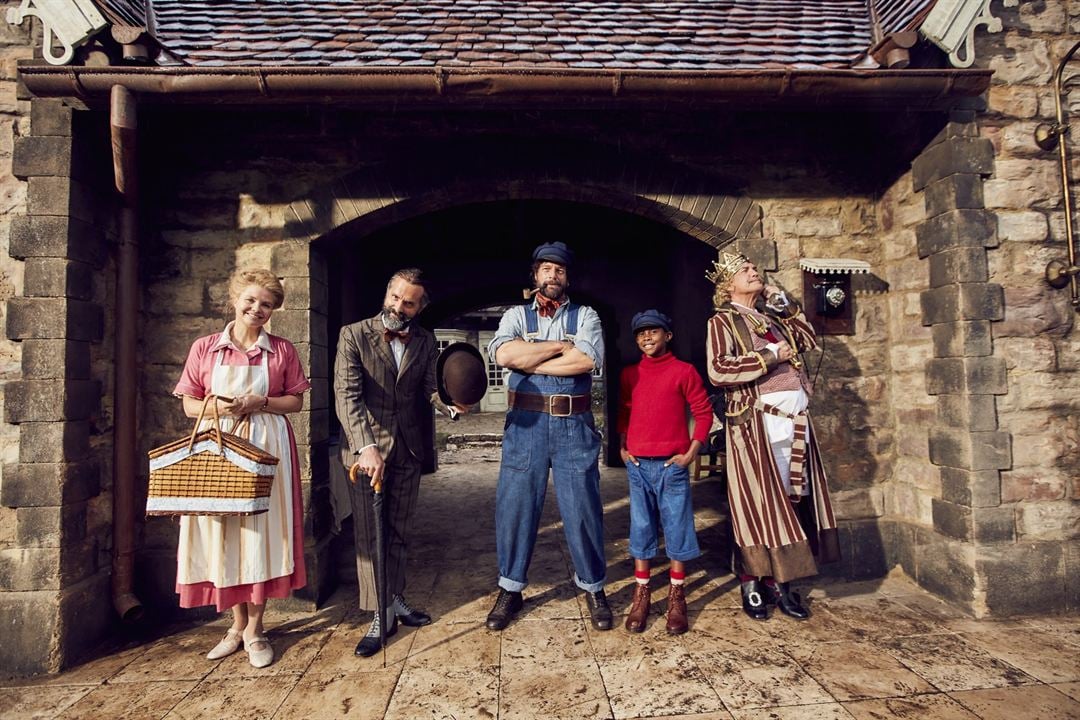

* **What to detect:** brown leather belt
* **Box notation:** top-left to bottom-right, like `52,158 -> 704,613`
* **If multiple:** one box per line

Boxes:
508,390 -> 590,417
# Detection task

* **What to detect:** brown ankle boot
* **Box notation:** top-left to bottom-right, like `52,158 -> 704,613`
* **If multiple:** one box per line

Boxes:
665,583 -> 688,635
624,583 -> 650,633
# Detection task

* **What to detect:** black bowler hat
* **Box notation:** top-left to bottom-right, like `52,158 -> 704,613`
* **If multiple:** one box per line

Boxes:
631,309 -> 673,333
532,241 -> 574,266
436,342 -> 488,407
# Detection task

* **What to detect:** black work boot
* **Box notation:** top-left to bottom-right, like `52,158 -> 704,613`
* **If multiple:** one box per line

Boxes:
585,589 -> 613,631
485,589 -> 524,631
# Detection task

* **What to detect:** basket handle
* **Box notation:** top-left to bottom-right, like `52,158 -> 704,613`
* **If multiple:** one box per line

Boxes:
187,394 -> 227,454
233,413 -> 252,440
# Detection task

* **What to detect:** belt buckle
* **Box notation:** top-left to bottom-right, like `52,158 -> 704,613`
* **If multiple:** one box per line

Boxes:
549,394 -> 573,417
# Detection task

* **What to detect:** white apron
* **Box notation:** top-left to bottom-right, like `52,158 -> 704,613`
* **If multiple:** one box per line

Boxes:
761,388 -> 811,497
176,346 -> 296,588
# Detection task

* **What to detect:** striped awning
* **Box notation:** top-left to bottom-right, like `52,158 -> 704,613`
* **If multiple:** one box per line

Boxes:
799,258 -> 871,274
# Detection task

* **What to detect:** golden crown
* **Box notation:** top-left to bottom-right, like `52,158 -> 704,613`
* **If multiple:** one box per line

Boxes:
705,251 -> 749,285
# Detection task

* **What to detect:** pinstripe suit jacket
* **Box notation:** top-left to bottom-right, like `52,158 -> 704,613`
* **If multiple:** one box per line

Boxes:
334,315 -> 445,468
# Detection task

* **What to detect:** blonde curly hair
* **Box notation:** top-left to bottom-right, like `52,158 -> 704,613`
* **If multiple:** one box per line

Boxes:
227,268 -> 285,311
712,280 -> 734,311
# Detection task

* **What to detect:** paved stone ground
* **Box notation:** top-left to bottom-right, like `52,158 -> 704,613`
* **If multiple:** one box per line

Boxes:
2,440 -> 1079,719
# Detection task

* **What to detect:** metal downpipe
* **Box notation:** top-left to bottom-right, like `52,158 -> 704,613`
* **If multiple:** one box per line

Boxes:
110,84 -> 143,622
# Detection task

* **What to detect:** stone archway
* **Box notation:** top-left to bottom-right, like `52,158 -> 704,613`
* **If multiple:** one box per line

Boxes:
269,149 -> 768,604
282,146 -> 764,251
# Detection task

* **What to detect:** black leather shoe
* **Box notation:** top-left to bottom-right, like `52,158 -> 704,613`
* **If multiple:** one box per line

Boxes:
585,590 -> 613,631
741,580 -> 768,621
768,582 -> 810,620
393,594 -> 432,627
354,615 -> 398,657
485,589 -> 523,631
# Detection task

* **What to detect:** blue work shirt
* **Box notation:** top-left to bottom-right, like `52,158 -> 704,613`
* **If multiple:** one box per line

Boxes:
487,297 -> 605,373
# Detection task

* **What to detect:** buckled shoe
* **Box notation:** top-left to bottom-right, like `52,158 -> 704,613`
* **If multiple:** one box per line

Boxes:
740,579 -> 768,621
768,581 -> 810,620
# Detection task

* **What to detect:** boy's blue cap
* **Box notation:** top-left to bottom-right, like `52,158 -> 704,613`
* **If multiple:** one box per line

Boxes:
532,241 -> 573,266
631,309 -> 672,333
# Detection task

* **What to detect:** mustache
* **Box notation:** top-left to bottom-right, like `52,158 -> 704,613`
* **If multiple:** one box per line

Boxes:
381,307 -> 413,331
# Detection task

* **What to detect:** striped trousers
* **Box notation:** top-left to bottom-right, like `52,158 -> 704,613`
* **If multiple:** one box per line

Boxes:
347,440 -> 421,612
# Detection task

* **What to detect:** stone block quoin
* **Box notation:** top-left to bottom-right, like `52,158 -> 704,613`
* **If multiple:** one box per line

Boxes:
908,112 -> 1016,618
2,106 -> 106,647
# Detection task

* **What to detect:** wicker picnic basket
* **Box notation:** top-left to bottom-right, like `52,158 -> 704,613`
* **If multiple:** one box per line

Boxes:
146,395 -> 279,517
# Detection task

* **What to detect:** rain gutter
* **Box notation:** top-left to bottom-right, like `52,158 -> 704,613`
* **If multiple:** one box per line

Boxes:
18,66 -> 992,107
109,83 -> 143,623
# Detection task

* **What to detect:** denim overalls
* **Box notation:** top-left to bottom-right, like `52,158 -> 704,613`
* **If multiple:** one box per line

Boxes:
495,303 -> 607,593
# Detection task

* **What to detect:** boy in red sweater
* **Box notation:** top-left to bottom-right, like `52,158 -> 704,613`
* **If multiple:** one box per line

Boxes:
618,310 -> 713,634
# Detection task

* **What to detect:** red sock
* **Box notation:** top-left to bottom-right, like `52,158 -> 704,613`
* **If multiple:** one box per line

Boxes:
669,569 -> 686,586
634,570 -> 650,585
738,574 -> 756,582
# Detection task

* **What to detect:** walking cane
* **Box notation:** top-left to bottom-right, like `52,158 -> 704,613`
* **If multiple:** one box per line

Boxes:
351,462 -> 388,668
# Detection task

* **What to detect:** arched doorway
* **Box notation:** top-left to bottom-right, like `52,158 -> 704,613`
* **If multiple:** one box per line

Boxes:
316,198 -> 719,469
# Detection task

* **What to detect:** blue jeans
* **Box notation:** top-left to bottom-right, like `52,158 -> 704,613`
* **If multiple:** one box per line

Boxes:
627,458 -> 700,562
495,409 -> 606,593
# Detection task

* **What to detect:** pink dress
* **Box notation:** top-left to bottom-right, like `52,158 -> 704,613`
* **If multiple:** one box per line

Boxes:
172,324 -> 311,611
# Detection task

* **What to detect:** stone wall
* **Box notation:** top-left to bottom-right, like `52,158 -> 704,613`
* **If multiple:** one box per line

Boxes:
762,197 -> 893,579
972,2 -> 1079,614
0,7 -> 31,565
130,106 -> 901,595
872,3 -> 1080,617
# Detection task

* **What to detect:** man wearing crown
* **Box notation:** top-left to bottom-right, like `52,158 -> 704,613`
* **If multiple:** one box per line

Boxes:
705,251 -> 840,621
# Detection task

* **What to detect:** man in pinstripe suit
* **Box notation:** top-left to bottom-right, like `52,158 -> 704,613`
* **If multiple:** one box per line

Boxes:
334,268 -> 460,658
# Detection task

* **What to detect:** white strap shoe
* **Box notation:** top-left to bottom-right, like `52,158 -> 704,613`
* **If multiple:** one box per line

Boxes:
206,629 -> 243,660
244,635 -> 275,668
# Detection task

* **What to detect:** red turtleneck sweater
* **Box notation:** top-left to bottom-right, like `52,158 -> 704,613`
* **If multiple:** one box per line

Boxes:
617,351 -> 713,457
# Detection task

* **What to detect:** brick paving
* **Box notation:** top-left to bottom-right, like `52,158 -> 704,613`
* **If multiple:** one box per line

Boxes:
1,442 -> 1078,719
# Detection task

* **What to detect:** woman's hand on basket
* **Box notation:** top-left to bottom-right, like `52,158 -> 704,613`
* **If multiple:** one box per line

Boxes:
222,394 -> 266,416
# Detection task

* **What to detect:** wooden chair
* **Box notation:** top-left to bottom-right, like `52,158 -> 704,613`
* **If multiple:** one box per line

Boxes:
693,446 -> 725,482
689,411 -> 725,482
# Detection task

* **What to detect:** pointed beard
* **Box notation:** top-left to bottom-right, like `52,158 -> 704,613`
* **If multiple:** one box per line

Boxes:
381,307 -> 413,332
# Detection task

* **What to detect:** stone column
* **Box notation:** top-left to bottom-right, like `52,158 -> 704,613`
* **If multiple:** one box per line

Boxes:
1,99 -> 109,673
911,110 -> 1011,613
270,241 -> 333,606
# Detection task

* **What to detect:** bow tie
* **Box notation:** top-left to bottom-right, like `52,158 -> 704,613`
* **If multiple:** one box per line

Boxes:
535,293 -> 562,318
383,329 -> 411,345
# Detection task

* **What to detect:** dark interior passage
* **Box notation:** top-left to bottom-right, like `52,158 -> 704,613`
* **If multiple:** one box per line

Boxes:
320,199 -> 719,466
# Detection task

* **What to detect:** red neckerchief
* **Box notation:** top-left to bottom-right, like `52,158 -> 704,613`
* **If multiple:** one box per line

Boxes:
535,293 -> 562,318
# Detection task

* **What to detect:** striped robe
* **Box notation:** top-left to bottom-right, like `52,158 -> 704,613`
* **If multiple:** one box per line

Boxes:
706,302 -> 840,582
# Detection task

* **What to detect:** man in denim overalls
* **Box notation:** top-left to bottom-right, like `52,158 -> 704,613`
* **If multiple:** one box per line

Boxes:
485,241 -> 611,632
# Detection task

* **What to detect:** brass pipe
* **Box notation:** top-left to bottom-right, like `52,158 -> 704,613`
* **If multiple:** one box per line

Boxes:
1040,40 -> 1080,310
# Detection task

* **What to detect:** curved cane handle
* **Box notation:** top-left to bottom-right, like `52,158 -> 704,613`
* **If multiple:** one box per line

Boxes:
348,462 -> 383,493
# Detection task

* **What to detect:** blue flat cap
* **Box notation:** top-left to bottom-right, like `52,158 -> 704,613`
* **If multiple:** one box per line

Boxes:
532,241 -> 573,266
631,309 -> 672,333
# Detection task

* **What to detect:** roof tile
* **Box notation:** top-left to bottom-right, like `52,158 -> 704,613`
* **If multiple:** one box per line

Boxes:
131,0 -> 929,70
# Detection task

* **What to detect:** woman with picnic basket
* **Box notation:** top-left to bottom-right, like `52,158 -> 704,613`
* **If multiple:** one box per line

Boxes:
170,268 -> 310,668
